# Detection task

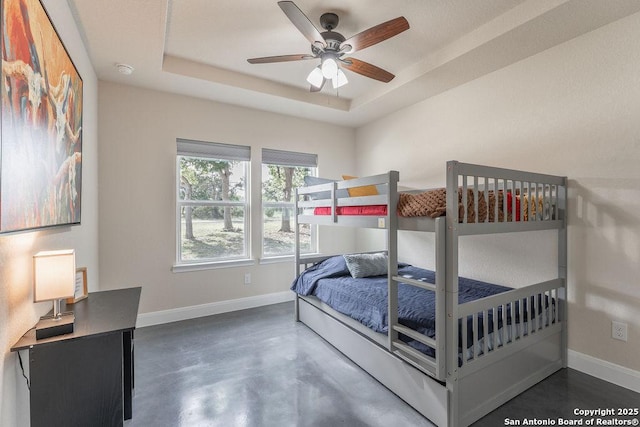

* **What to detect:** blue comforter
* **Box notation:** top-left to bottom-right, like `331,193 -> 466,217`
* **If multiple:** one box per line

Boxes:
291,255 -> 513,357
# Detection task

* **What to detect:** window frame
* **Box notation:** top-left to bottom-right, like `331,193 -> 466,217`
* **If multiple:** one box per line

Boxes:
260,149 -> 318,260
175,139 -> 251,268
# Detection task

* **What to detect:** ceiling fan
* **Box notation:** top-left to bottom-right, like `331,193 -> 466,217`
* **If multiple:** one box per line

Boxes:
247,1 -> 409,92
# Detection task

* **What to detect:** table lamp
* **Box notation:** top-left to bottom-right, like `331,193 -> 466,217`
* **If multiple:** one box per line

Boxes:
33,250 -> 76,340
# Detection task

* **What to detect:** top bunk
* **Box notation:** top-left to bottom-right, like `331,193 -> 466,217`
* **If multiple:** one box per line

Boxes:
295,161 -> 567,235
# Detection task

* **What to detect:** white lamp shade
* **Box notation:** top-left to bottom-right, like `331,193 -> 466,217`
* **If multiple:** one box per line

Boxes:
33,250 -> 76,302
332,69 -> 348,89
306,66 -> 324,88
321,57 -> 338,79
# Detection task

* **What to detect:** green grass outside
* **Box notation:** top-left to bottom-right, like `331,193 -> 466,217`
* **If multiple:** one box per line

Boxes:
181,217 -> 311,261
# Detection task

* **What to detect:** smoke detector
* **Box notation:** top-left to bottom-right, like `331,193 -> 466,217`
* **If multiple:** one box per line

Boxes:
116,63 -> 134,75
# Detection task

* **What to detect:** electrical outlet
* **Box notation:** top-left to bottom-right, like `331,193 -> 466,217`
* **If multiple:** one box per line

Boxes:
612,321 -> 628,342
244,273 -> 251,285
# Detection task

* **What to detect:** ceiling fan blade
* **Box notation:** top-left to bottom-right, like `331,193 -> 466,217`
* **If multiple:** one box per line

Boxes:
247,54 -> 315,64
278,1 -> 326,47
340,58 -> 395,83
310,78 -> 326,92
340,17 -> 409,54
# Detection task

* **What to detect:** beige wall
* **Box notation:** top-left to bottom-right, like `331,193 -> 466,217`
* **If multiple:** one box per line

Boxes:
0,1 -> 99,425
98,82 -> 356,314
355,12 -> 640,372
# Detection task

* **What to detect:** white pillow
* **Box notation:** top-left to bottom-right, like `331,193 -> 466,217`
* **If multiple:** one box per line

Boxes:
343,253 -> 388,278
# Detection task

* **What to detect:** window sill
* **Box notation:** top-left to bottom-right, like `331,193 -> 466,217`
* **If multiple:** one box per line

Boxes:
172,259 -> 255,273
259,253 -> 320,265
259,255 -> 294,265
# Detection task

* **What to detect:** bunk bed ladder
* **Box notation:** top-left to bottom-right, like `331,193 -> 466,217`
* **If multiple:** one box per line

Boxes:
388,217 -> 447,381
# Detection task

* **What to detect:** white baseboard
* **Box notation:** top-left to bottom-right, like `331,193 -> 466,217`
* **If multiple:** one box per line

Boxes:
568,349 -> 640,393
136,291 -> 295,328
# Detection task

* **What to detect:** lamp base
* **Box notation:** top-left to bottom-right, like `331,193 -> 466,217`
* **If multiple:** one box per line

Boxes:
35,313 -> 75,340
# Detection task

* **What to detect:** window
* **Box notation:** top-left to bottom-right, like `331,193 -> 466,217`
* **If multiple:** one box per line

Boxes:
177,139 -> 250,265
262,148 -> 317,258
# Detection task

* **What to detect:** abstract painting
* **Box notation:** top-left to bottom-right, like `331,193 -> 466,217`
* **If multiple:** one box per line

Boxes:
1,0 -> 83,233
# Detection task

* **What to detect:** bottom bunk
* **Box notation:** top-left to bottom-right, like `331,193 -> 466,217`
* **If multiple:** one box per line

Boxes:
297,294 -> 564,426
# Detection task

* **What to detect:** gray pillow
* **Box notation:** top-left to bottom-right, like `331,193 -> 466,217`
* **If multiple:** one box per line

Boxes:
343,253 -> 388,278
303,176 -> 349,200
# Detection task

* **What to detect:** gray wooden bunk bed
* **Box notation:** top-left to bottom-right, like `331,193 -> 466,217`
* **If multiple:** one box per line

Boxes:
292,161 -> 568,427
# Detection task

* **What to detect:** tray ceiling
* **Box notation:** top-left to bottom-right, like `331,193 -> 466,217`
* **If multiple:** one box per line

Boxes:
68,0 -> 640,127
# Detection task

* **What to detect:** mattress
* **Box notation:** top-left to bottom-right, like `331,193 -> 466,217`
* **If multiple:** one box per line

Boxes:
313,205 -> 387,216
308,189 -> 526,221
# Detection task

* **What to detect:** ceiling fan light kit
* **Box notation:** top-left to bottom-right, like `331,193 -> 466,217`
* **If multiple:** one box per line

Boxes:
247,1 -> 409,93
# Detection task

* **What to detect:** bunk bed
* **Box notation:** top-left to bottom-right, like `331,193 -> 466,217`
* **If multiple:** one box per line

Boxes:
292,161 -> 567,427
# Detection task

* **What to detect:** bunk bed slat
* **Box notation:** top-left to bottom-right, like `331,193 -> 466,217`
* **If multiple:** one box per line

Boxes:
391,341 -> 438,370
502,179 -> 508,223
472,313 -> 479,360
393,325 -> 437,349
482,309 -> 489,356
552,184 -> 556,220
493,177 -> 499,224
518,297 -> 524,339
511,180 -> 516,221
461,315 -> 468,366
484,177 -> 490,223
535,183 -> 540,221
494,304 -> 508,346
392,275 -> 436,292
532,294 -> 538,333
462,176 -> 468,223
473,177 -> 479,224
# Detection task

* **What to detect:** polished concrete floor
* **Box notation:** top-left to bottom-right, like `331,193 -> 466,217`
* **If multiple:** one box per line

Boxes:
126,302 -> 639,427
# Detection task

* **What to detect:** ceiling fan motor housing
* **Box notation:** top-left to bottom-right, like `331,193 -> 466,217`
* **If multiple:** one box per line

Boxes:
319,31 -> 345,51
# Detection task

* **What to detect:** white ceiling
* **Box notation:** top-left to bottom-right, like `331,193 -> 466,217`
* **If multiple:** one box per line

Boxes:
68,0 -> 640,127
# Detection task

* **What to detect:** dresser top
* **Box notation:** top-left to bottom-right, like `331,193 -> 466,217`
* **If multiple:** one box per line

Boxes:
11,287 -> 142,351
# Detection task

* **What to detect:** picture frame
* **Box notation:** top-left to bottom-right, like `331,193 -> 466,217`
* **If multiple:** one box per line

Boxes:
67,267 -> 88,304
1,0 -> 83,234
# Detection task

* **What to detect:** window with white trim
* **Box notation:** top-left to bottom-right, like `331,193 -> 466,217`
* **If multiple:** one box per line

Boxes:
177,139 -> 250,264
261,148 -> 317,258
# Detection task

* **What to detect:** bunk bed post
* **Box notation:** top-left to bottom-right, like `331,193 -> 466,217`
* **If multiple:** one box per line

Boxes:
387,171 -> 400,351
435,217 -> 447,380
445,161 -> 460,427
294,187 -> 301,322
558,177 -> 568,367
